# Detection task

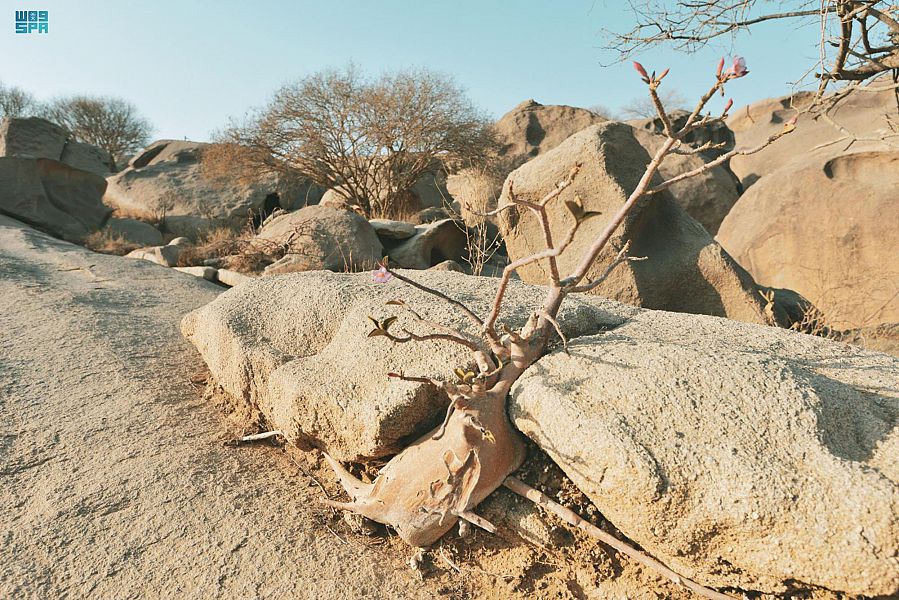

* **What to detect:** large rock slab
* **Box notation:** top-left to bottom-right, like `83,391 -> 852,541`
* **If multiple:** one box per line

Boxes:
0,116 -> 113,175
104,139 -> 324,235
717,149 -> 899,329
0,216 -> 433,599
256,205 -> 383,273
181,270 -> 627,461
726,89 -> 895,189
510,308 -> 899,596
0,157 -> 110,242
496,122 -> 792,326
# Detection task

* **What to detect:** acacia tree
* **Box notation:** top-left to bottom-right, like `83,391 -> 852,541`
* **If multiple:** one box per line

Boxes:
225,65 -> 497,218
40,96 -> 153,170
0,81 -> 37,118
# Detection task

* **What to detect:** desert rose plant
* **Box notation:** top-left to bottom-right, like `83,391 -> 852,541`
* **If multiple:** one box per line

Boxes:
306,58 -> 798,600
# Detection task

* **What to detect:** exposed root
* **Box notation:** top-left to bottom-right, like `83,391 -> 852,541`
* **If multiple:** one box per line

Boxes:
502,476 -> 737,600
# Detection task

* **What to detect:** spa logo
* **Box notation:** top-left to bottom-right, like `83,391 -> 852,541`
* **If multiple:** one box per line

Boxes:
15,10 -> 49,34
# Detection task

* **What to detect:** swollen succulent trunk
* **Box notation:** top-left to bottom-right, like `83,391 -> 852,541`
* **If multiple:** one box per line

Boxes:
322,327 -> 547,546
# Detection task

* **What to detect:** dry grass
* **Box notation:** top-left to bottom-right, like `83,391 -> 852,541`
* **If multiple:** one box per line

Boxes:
84,229 -> 141,256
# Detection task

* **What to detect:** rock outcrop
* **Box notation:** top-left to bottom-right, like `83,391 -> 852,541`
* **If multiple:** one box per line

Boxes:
104,139 -> 324,235
628,109 -> 735,158
495,100 -> 606,162
182,268 -> 898,596
0,215 -> 432,599
630,125 -> 740,234
726,89 -> 895,189
510,308 -> 899,596
0,157 -> 110,241
181,270 -> 624,461
717,149 -> 899,328
0,116 -> 114,175
256,204 -> 383,273
496,122 -> 795,326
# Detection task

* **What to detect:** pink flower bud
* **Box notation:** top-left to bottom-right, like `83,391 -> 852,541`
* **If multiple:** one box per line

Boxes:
723,98 -> 733,113
786,115 -> 799,126
633,61 -> 649,82
657,68 -> 670,81
716,57 -> 725,78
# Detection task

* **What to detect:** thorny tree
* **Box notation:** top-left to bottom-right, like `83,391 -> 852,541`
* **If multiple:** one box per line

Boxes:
305,59 -> 801,600
224,65 -> 496,219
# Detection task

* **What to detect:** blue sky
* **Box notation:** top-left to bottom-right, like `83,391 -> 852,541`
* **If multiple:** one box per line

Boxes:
3,1 -> 823,141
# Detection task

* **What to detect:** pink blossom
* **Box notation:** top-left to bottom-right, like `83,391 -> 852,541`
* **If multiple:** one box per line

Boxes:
723,98 -> 734,113
729,56 -> 748,78
716,57 -> 725,78
372,264 -> 393,283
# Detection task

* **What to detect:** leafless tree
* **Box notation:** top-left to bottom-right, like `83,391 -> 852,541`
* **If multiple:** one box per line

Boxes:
224,65 -> 497,219
39,96 -> 153,170
605,1 -> 899,96
0,81 -> 38,118
587,103 -> 618,119
620,87 -> 689,119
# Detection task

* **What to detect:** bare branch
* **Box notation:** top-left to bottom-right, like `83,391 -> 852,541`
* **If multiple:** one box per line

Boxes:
564,241 -> 647,294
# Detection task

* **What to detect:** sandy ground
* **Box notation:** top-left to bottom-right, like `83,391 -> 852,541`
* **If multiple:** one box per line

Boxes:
0,216 -> 435,599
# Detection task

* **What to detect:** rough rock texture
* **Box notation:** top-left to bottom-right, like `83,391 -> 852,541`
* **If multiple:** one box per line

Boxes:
495,100 -> 606,161
0,157 -> 110,242
717,149 -> 899,329
181,270 -> 625,461
104,139 -> 324,235
369,218 -> 416,240
0,116 -> 113,175
386,218 -> 468,269
510,309 -> 899,596
103,217 -> 163,247
256,205 -> 383,273
630,125 -> 740,234
726,89 -> 895,189
0,216 -> 432,599
497,122 -> 793,326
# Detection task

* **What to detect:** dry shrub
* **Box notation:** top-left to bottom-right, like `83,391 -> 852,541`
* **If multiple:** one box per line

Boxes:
83,229 -> 141,256
790,302 -> 840,340
177,221 -> 283,273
